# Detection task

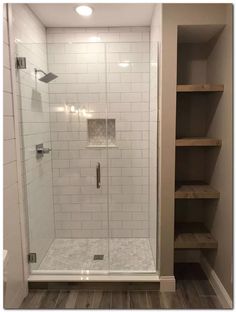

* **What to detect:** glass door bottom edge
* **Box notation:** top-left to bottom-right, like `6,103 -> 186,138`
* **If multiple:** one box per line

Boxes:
31,269 -> 158,276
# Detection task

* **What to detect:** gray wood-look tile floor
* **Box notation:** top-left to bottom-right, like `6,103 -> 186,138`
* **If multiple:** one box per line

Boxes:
20,264 -> 222,309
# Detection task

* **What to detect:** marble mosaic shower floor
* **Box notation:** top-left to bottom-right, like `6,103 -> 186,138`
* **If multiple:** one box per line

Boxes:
38,238 -> 155,272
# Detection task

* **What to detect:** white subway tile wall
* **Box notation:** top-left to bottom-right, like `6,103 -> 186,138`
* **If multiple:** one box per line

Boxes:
13,4 -> 55,270
47,27 -> 152,238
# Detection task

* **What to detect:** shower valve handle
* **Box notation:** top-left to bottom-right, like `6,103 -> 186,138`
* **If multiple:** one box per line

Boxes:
36,143 -> 52,158
96,162 -> 101,189
42,147 -> 52,154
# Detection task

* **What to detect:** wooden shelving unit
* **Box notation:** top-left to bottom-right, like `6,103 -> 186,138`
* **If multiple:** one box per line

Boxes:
175,182 -> 220,199
176,137 -> 222,147
174,35 -> 224,255
175,181 -> 220,199
174,223 -> 218,249
176,84 -> 224,92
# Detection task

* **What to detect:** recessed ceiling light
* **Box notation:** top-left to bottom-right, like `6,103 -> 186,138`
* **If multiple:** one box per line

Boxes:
119,61 -> 130,68
75,5 -> 93,17
89,36 -> 101,42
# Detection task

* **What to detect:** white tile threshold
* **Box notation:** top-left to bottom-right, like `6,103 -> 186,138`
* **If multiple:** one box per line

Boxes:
28,273 -> 160,282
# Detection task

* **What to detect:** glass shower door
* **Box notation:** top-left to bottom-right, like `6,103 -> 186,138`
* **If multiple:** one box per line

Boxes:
15,42 -> 56,272
44,41 -> 110,273
16,41 -> 110,273
106,41 -> 156,273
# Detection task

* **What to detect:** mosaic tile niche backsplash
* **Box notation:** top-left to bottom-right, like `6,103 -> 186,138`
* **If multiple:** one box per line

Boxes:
88,119 -> 116,146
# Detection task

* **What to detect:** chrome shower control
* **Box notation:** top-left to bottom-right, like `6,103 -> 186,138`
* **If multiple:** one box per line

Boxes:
36,143 -> 52,159
43,147 -> 52,154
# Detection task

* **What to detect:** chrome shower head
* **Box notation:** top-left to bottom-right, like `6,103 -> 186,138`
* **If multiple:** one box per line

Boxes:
35,68 -> 58,83
39,72 -> 58,83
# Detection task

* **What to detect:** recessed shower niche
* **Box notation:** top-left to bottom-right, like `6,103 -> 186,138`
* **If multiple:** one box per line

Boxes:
87,119 -> 116,147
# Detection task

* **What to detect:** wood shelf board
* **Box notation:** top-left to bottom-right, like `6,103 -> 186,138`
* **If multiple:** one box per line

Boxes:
176,137 -> 222,147
176,84 -> 224,92
174,222 -> 218,249
175,181 -> 220,199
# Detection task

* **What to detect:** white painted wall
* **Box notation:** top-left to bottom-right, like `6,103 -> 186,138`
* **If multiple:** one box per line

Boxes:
3,4 -> 26,308
204,5 -> 233,298
12,4 -> 55,270
47,27 -> 152,239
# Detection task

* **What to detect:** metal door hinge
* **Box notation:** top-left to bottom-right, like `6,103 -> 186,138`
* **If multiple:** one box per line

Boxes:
28,253 -> 37,263
16,57 -> 26,69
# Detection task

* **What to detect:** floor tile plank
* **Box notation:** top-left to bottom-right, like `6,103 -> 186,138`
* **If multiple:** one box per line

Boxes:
20,290 -> 45,309
74,291 -> 112,309
21,264 -> 223,309
111,291 -> 130,309
39,290 -> 60,309
55,290 -> 70,308
193,279 -> 216,296
93,291 -> 112,309
199,295 -> 222,309
130,291 -> 150,309
64,290 -> 78,308
146,291 -> 162,308
75,291 -> 94,309
160,291 -> 185,309
178,279 -> 205,309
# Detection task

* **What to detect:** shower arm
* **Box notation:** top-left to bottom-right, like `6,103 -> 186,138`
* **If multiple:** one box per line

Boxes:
34,68 -> 47,75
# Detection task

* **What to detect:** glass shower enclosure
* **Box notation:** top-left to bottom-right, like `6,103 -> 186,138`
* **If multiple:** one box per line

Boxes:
15,40 -> 158,275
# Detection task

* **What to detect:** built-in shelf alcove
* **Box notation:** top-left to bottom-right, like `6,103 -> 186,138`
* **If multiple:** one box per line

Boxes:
174,24 -> 225,255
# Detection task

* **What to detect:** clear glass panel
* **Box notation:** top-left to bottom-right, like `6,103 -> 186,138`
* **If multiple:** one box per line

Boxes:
15,42 -> 56,272
106,42 -> 156,272
16,42 -> 109,274
16,40 -> 158,275
149,41 -> 159,272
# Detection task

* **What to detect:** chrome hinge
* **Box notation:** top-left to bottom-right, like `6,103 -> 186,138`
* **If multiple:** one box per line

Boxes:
28,253 -> 37,263
16,57 -> 26,69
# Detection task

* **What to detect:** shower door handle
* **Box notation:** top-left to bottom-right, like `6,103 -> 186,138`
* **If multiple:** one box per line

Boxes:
96,162 -> 101,189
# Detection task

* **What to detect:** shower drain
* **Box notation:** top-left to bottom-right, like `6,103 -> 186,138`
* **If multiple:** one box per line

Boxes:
93,255 -> 104,260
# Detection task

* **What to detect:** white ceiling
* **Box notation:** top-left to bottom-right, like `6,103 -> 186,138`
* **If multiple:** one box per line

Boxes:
29,3 -> 155,27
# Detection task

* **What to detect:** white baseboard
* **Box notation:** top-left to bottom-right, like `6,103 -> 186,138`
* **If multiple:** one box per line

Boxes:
200,256 -> 232,308
160,275 -> 176,292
